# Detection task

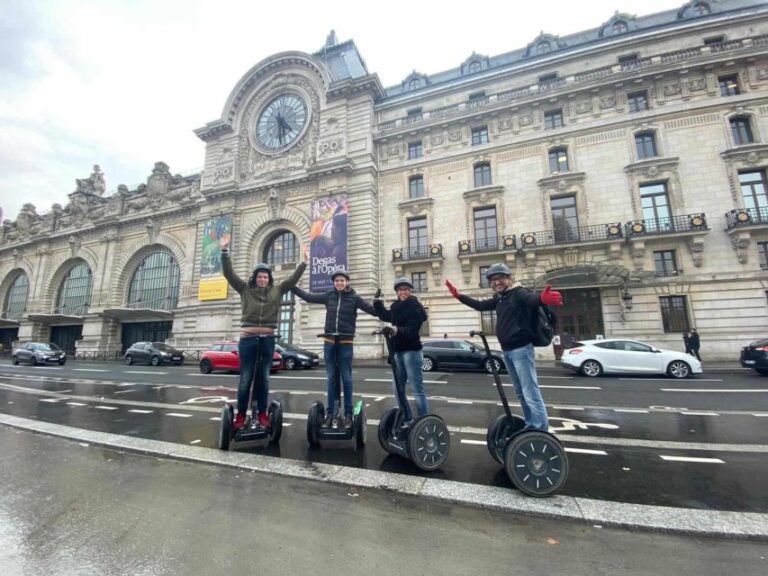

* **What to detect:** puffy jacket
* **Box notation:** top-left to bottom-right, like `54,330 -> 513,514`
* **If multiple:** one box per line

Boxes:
373,296 -> 428,352
458,285 -> 541,351
292,286 -> 376,337
222,251 -> 306,328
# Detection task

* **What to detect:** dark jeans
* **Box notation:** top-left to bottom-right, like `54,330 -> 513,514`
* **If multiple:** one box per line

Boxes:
323,342 -> 354,416
237,335 -> 275,415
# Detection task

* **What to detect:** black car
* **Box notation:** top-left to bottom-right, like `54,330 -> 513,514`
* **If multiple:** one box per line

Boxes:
421,339 -> 505,374
125,341 -> 184,366
740,339 -> 768,375
12,342 -> 66,366
275,343 -> 320,370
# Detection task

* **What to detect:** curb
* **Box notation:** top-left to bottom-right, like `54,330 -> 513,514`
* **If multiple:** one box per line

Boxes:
1,413 -> 766,541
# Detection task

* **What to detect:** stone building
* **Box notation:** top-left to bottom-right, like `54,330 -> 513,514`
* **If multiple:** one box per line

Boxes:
1,0 -> 768,361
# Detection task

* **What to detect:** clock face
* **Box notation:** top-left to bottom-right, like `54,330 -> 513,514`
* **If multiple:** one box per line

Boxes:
256,93 -> 308,151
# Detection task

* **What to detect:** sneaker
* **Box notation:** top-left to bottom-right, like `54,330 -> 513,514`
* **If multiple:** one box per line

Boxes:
321,413 -> 332,428
344,414 -> 353,428
233,412 -> 246,431
257,411 -> 270,429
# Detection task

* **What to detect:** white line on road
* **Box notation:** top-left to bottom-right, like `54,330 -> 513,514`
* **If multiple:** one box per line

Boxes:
460,439 -> 486,446
365,378 -> 445,384
95,405 -> 118,410
621,377 -> 724,382
128,409 -> 153,414
448,399 -> 473,404
508,384 -> 601,390
661,388 -> 768,393
660,455 -> 725,464
190,439 -> 201,444
165,412 -> 193,418
209,417 -> 221,421
125,371 -> 167,375
74,369 -> 109,372
67,402 -> 87,406
39,398 -> 59,403
114,389 -> 135,395
681,411 -> 719,416
564,447 -> 608,456
755,413 -> 768,417
614,408 -> 650,413
552,405 -> 584,411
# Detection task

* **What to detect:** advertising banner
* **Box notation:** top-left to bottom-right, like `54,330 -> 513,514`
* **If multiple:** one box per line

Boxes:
309,195 -> 348,291
198,215 -> 232,301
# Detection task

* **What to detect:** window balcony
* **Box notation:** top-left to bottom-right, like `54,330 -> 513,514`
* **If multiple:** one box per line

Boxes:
725,206 -> 768,229
519,222 -> 624,249
457,235 -> 516,255
392,244 -> 443,262
625,213 -> 708,239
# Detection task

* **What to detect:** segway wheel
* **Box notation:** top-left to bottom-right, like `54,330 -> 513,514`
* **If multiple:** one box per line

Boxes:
218,404 -> 234,451
377,407 -> 400,454
486,414 -> 526,465
406,415 -> 450,472
354,404 -> 366,448
268,400 -> 283,443
307,402 -> 324,446
504,431 -> 569,497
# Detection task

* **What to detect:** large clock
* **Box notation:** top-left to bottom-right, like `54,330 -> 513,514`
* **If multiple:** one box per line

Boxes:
255,93 -> 308,152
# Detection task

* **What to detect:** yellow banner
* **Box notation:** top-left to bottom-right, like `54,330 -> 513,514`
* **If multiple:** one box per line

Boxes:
198,277 -> 228,301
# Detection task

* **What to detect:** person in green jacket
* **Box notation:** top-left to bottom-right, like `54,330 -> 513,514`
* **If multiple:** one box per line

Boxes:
221,237 -> 307,430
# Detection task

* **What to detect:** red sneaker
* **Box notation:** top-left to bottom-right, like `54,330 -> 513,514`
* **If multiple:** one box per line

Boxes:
233,412 -> 246,431
257,411 -> 270,429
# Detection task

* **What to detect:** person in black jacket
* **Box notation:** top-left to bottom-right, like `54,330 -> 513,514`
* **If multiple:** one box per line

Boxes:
373,277 -> 429,422
292,271 -> 377,428
689,329 -> 702,361
445,263 -> 562,431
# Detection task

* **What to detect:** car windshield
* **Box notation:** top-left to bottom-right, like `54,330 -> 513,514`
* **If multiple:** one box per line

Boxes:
153,343 -> 171,351
35,343 -> 60,351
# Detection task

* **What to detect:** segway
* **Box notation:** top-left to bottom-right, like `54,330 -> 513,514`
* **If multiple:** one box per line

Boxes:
374,327 -> 450,471
469,330 -> 568,497
218,344 -> 283,450
306,333 -> 366,448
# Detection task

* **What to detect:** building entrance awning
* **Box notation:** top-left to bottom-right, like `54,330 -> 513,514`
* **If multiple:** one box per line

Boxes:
538,264 -> 637,288
27,314 -> 84,326
102,308 -> 173,322
0,317 -> 20,329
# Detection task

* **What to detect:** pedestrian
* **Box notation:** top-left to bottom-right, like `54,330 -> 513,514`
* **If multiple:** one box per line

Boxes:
221,237 -> 307,431
373,277 -> 429,422
689,329 -> 701,361
445,263 -> 563,431
292,270 -> 377,428
682,330 -> 692,355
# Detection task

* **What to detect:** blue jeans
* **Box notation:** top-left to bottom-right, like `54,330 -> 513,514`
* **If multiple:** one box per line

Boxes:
393,350 -> 428,421
237,335 -> 275,415
323,342 -> 354,416
501,344 -> 549,431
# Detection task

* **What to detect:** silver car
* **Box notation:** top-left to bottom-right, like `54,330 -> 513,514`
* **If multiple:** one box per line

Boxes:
12,342 -> 67,366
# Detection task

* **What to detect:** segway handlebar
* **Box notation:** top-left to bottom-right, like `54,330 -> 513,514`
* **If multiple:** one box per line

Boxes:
371,328 -> 395,337
469,330 -> 512,416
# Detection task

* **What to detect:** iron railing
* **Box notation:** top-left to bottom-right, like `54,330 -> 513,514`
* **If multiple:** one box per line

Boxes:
519,222 -> 623,249
392,244 -> 443,262
625,213 -> 708,238
725,206 -> 768,229
457,235 -> 516,255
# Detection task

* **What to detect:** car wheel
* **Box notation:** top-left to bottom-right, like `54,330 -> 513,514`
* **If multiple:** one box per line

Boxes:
199,359 -> 212,374
667,360 -> 691,379
484,357 -> 503,374
580,359 -> 602,377
12,356 -> 19,365
150,355 -> 160,367
58,359 -> 66,366
284,357 -> 297,370
422,356 -> 435,372
31,356 -> 38,366
125,355 -> 133,366
755,368 -> 768,376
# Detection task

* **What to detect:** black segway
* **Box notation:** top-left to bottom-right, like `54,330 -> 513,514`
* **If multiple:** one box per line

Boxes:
469,330 -> 568,497
306,333 -> 366,448
375,327 -> 450,471
218,345 -> 283,450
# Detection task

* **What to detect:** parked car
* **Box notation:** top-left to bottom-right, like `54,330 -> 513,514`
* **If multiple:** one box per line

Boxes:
275,342 -> 319,370
124,341 -> 185,366
560,338 -> 702,378
421,338 -> 505,374
739,339 -> 768,375
198,341 -> 282,374
12,342 -> 66,366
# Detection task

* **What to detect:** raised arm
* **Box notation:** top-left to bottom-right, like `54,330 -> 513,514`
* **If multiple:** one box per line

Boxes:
292,285 -> 327,304
277,262 -> 308,294
221,249 -> 245,293
355,294 -> 377,317
446,279 -> 496,311
373,299 -> 392,322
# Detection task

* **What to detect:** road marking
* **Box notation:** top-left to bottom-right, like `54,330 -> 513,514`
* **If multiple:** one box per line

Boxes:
553,406 -> 584,411
507,383 -> 600,390
661,388 -> 768,393
209,417 -> 221,421
681,411 -> 719,416
128,409 -> 153,414
95,405 -> 118,410
448,399 -> 473,404
166,412 -> 193,418
564,448 -> 608,456
460,439 -> 486,446
39,398 -> 59,403
67,402 -> 87,406
272,375 -> 328,381
614,408 -> 649,413
125,371 -> 167,375
621,377 -> 724,382
755,413 -> 768,417
74,369 -> 109,372
660,455 -> 725,464
190,439 -> 201,444
365,378 -> 445,384
114,389 -> 135,395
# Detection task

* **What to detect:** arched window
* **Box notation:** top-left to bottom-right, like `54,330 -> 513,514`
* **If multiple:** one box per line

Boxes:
264,230 -> 299,342
4,272 -> 29,320
693,2 -> 710,16
56,262 -> 92,316
468,61 -> 482,74
612,21 -> 628,34
408,78 -> 421,90
127,251 -> 180,311
536,41 -> 551,55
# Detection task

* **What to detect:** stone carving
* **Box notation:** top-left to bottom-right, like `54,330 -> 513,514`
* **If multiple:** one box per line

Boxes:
599,96 -> 616,109
731,234 -> 750,264
498,118 -> 514,131
448,130 -> 462,142
317,138 -> 344,158
431,134 -> 445,146
756,67 -> 768,81
576,101 -> 593,114
663,83 -> 682,97
75,164 -> 106,196
267,188 -> 285,218
688,77 -> 707,91
124,162 -> 194,214
519,115 -> 533,127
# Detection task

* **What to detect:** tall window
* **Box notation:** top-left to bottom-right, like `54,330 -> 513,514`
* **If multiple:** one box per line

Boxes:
640,182 -> 672,232
264,231 -> 299,342
544,109 -> 564,129
468,91 -> 486,105
473,163 -> 492,187
56,262 -> 93,316
548,147 -> 569,173
739,170 -> 768,212
635,131 -> 658,159
471,126 -> 489,146
408,217 -> 428,257
408,140 -> 423,159
758,242 -> 768,270
660,296 -> 689,333
479,266 -> 490,288
473,206 -> 498,251
4,272 -> 29,320
406,108 -> 422,122
409,175 -> 424,199
411,271 -> 427,292
127,251 -> 180,310
551,195 -> 579,242
481,310 -> 497,333
719,75 -> 740,96
618,54 -> 639,70
730,117 -> 754,145
654,250 -> 679,276
628,90 -> 648,112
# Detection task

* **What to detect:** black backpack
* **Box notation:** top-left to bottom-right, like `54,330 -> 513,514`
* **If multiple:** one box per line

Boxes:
531,305 -> 557,347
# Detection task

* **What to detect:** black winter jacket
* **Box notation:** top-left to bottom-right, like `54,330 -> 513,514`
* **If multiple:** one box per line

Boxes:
292,286 -> 376,337
373,296 -> 428,352
458,286 -> 542,351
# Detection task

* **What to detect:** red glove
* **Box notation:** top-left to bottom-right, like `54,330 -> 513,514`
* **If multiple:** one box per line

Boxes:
540,284 -> 563,306
445,280 -> 461,299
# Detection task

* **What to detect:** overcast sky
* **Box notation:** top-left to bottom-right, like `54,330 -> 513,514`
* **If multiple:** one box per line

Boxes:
0,0 -> 684,222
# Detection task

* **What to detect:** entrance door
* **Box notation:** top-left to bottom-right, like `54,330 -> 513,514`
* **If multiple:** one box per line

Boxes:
557,289 -> 604,344
121,321 -> 173,352
0,327 -> 19,354
50,325 -> 83,355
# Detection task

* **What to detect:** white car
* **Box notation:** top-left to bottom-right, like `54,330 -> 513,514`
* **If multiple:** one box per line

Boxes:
559,338 -> 702,379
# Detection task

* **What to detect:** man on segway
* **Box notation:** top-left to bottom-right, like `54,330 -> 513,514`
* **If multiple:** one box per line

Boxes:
292,270 -> 377,428
445,263 -> 562,431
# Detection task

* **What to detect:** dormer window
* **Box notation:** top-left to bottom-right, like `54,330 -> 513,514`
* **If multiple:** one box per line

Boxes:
408,78 -> 421,90
536,41 -> 551,55
612,21 -> 628,33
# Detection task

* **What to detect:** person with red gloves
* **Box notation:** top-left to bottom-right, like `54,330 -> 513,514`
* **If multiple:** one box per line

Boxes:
445,263 -> 563,431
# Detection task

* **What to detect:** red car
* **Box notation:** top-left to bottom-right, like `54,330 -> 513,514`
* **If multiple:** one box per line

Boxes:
199,341 -> 282,374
